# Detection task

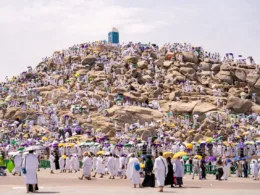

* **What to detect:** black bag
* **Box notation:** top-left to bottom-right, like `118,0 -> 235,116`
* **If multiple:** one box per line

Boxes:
22,157 -> 27,175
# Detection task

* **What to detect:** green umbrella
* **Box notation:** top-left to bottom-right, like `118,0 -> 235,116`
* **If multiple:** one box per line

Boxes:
7,160 -> 15,173
124,144 -> 132,147
182,155 -> 189,161
18,148 -> 24,151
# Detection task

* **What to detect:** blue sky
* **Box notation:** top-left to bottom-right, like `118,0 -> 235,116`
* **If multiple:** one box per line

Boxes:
0,0 -> 259,79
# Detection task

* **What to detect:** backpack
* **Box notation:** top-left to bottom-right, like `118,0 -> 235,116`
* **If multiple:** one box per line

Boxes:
134,162 -> 140,171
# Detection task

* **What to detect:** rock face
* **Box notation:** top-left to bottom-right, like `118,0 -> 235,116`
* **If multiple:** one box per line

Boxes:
81,55 -> 96,65
215,71 -> 233,84
182,52 -> 199,63
226,96 -> 253,113
1,41 -> 260,143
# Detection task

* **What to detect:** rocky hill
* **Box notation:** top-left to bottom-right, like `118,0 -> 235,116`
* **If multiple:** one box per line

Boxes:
1,42 -> 260,143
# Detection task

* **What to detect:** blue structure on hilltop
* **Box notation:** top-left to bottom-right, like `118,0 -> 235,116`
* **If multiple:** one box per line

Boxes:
108,27 -> 119,44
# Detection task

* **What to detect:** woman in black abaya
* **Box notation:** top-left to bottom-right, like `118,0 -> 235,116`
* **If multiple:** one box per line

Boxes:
165,157 -> 174,187
142,155 -> 155,187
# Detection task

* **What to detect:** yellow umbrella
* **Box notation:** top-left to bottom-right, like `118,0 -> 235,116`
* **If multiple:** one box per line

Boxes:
69,143 -> 75,147
42,137 -> 48,141
73,135 -> 82,138
58,143 -> 64,147
194,155 -> 202,160
173,152 -> 187,159
163,152 -> 173,158
97,151 -> 105,155
223,141 -> 228,146
23,134 -> 28,138
186,143 -> 193,149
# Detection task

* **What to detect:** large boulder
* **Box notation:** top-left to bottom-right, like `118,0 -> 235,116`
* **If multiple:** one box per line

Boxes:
142,75 -> 153,83
254,78 -> 260,90
211,64 -> 221,71
192,102 -> 217,120
170,101 -> 199,113
220,64 -> 231,71
169,91 -> 181,101
137,60 -> 148,69
226,96 -> 253,113
215,71 -> 233,85
200,62 -> 211,71
179,67 -> 195,75
124,56 -> 138,64
182,52 -> 199,63
163,61 -> 173,68
81,55 -> 96,65
200,118 -> 216,131
107,106 -> 163,124
246,74 -> 259,86
235,69 -> 246,81
194,133 -> 203,142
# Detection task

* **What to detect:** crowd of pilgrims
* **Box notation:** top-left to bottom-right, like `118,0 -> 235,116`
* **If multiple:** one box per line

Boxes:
0,41 -> 260,192
2,148 -> 260,193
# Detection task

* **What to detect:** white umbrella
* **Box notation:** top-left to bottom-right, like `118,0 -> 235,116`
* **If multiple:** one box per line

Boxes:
24,145 -> 45,152
8,151 -> 21,156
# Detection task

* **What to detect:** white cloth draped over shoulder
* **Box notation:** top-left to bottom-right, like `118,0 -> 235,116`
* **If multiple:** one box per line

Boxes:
153,156 -> 168,187
22,154 -> 39,184
126,157 -> 141,185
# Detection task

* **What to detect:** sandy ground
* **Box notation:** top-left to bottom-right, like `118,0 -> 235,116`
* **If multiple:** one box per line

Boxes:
0,169 -> 260,194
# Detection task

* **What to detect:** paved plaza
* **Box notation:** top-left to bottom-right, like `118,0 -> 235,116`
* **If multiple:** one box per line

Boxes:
1,170 -> 260,195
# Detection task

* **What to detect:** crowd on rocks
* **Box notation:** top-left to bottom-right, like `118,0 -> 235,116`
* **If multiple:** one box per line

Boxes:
1,41 -> 260,191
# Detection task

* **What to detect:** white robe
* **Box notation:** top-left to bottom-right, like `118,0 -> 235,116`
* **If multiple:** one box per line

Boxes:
82,157 -> 93,176
173,159 -> 184,178
96,157 -> 105,174
126,157 -> 141,185
22,154 -> 39,184
14,155 -> 22,173
65,157 -> 71,170
253,162 -> 259,179
74,157 -> 80,170
107,157 -> 115,176
59,157 -> 65,171
153,156 -> 168,187
222,164 -> 230,180
70,157 -> 77,170
119,157 -> 127,175
49,155 -> 56,170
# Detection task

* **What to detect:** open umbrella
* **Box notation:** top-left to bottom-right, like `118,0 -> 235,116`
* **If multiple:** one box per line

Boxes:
194,155 -> 202,160
173,152 -> 187,159
163,152 -> 173,159
97,151 -> 105,155
182,155 -> 189,161
24,145 -> 45,152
